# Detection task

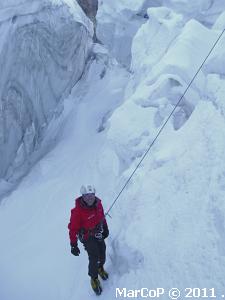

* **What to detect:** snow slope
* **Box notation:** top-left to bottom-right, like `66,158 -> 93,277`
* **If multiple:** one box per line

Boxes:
1,1 -> 225,300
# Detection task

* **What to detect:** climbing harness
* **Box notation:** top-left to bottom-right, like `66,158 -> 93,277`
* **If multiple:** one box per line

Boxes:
78,222 -> 104,242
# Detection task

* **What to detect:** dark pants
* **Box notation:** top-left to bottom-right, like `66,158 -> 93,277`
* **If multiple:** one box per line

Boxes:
83,237 -> 106,279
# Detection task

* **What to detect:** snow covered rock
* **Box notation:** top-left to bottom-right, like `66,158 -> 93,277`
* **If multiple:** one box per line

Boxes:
76,0 -> 98,22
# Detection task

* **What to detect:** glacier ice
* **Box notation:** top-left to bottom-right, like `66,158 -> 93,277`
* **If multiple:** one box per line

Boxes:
0,0 -> 92,185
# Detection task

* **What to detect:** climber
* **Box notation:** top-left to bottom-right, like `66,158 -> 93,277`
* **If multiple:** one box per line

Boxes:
68,184 -> 109,295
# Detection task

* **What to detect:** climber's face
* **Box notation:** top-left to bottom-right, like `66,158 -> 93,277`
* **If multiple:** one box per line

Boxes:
83,193 -> 95,206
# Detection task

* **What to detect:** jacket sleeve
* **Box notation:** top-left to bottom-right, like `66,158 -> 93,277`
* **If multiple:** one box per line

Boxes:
103,221 -> 109,239
68,207 -> 81,245
100,201 -> 109,239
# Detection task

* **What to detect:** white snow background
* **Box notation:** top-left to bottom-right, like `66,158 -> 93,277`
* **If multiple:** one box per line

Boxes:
1,0 -> 225,299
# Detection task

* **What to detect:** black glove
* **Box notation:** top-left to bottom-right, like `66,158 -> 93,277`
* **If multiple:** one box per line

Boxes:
103,223 -> 109,239
71,243 -> 80,256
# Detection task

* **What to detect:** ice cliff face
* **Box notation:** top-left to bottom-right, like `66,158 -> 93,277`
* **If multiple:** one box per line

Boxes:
97,0 -> 225,67
102,0 -> 225,169
0,0 -> 92,184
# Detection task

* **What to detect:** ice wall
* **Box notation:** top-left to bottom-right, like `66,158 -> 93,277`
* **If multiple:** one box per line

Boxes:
0,0 -> 92,184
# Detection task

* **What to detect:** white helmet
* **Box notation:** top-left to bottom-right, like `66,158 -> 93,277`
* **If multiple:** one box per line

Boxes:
80,185 -> 96,195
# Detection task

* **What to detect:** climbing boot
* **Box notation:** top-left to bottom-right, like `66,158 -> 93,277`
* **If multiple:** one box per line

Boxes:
98,266 -> 109,280
91,277 -> 102,295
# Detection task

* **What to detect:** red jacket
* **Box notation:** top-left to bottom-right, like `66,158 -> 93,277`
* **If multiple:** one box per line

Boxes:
68,196 -> 108,244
